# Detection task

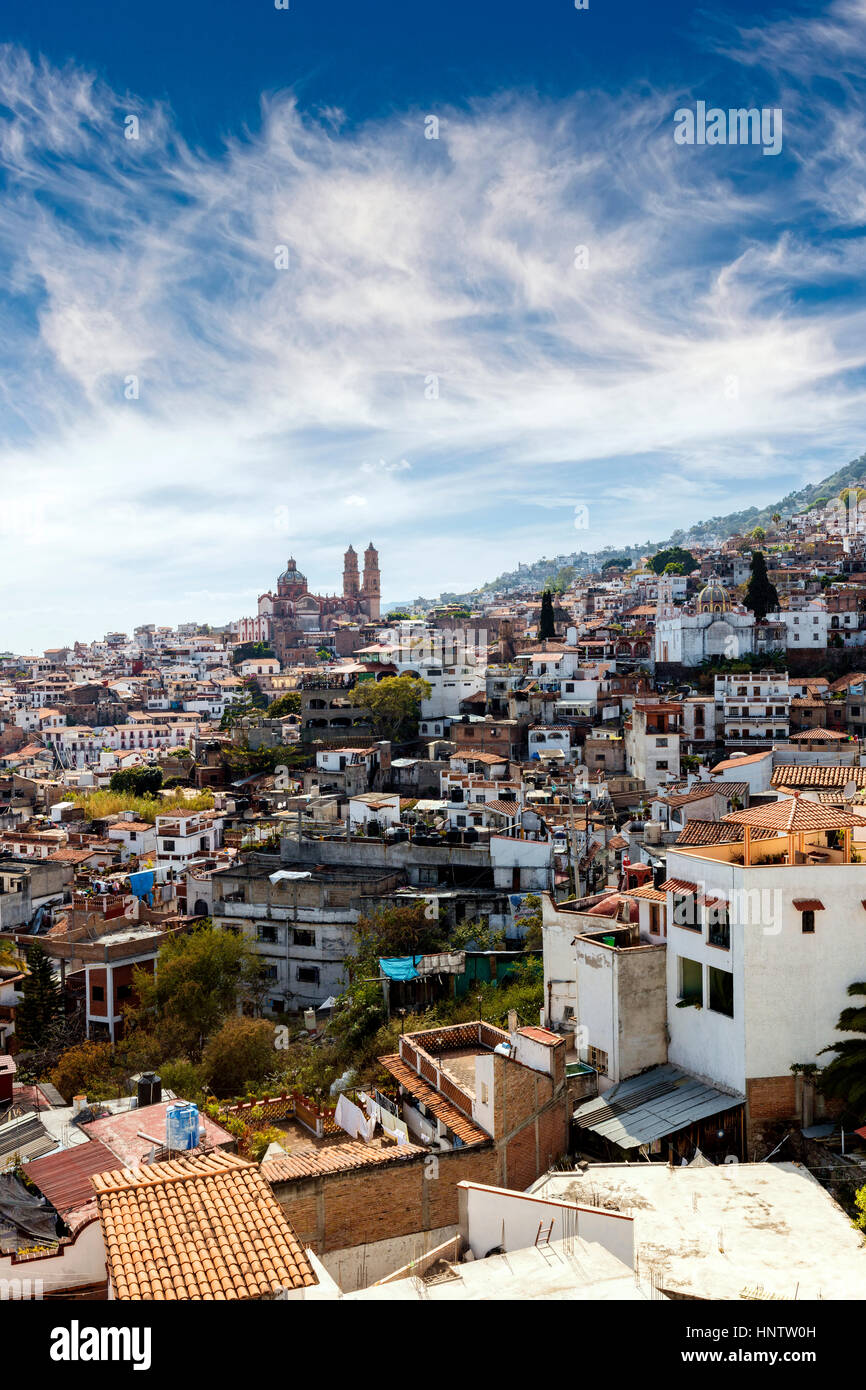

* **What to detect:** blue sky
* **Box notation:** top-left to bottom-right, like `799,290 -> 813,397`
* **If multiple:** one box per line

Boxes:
2,0 -> 866,649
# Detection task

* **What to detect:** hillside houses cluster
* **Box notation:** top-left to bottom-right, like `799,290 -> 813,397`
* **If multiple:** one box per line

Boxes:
2,524 -> 866,1302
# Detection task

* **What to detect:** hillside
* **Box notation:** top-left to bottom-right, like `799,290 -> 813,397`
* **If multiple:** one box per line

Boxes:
426,448 -> 866,601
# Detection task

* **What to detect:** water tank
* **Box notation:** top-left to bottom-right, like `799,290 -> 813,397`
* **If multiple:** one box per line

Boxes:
137,1072 -> 162,1109
165,1101 -> 199,1152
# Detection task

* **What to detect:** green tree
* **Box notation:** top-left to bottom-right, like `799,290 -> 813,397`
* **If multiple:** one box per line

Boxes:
355,902 -> 444,961
751,526 -> 766,542
250,1126 -> 288,1162
743,550 -> 780,621
449,919 -> 506,951
648,546 -> 696,576
50,1040 -> 124,1104
201,1016 -> 277,1098
15,944 -> 64,1049
855,1185 -> 866,1233
128,924 -> 254,1061
242,677 -> 269,711
663,562 -> 685,575
109,765 -> 163,797
353,674 -> 432,740
266,692 -> 301,718
232,641 -> 275,667
818,981 -> 866,1113
538,590 -> 556,641
546,566 -> 576,594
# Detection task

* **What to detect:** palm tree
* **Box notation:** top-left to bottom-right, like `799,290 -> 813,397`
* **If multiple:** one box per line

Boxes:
818,981 -> 866,1114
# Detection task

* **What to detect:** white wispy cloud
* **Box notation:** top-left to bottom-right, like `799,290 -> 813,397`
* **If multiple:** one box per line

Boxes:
1,16 -> 866,645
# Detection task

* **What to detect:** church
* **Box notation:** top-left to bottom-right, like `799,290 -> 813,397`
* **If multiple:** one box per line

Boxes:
236,545 -> 381,660
653,576 -> 757,668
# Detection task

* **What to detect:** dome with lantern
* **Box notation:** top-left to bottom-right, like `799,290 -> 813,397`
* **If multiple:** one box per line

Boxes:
696,578 -> 731,615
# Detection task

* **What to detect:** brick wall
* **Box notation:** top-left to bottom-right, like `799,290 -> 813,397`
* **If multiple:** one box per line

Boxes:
269,1146 -> 498,1253
746,1074 -> 798,1152
746,1075 -> 797,1122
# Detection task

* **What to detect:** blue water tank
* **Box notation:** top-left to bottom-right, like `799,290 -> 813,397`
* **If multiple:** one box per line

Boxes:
165,1101 -> 199,1151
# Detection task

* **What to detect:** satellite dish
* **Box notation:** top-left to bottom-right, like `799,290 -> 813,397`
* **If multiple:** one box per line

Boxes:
843,779 -> 857,801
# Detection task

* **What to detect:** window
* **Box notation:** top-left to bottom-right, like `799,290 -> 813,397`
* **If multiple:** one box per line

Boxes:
117,984 -> 132,1000
649,903 -> 663,936
296,965 -> 320,984
587,1046 -> 608,1076
656,760 -> 669,771
480,1082 -> 489,1105
91,985 -> 105,1002
672,892 -> 698,929
293,928 -> 315,947
258,925 -> 277,944
656,737 -> 668,747
162,839 -> 175,851
678,956 -> 703,1004
271,999 -> 285,1013
708,966 -> 734,1017
707,902 -> 730,949
801,909 -> 815,934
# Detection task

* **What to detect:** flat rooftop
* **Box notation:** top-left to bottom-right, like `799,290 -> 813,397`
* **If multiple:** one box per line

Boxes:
530,1162 -> 866,1301
346,1237 -> 649,1301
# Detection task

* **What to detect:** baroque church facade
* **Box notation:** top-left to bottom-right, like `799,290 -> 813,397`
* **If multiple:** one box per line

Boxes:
236,545 -> 381,659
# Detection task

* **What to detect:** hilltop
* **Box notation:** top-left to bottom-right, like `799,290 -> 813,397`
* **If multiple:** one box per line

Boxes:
418,448 -> 866,603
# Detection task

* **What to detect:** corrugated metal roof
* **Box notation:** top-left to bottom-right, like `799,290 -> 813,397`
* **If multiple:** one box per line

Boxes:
573,1064 -> 744,1149
25,1140 -> 118,1216
0,1113 -> 56,1163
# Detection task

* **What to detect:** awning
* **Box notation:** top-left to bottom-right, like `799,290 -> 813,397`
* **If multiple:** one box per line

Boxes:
269,871 -> 312,883
792,899 -> 825,911
573,1064 -> 744,1150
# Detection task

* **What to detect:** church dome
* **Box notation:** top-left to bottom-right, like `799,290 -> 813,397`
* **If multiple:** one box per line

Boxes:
696,580 -> 730,614
279,557 -> 307,586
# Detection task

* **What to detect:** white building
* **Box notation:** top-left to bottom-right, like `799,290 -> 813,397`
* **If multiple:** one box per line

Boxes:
661,795 -> 866,1148
713,671 -> 790,745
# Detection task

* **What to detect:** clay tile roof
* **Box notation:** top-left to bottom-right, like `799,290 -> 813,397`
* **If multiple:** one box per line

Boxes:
710,751 -> 772,771
91,1150 -> 317,1300
378,1054 -> 489,1147
261,1140 -> 426,1182
722,796 -> 866,833
660,878 -> 698,893
517,1026 -> 562,1046
771,764 -> 866,789
675,819 -> 777,847
789,727 -> 849,740
626,884 -> 667,901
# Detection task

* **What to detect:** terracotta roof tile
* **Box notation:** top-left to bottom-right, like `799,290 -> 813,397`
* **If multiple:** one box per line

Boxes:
378,1054 -> 489,1146
675,819 -> 777,846
723,797 -> 866,832
261,1140 -> 426,1182
772,764 -> 866,789
92,1150 -> 317,1300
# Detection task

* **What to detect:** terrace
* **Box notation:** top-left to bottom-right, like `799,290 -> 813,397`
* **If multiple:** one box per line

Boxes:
673,794 -> 866,868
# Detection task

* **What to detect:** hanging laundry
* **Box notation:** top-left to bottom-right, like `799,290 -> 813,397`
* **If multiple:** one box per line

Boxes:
334,1092 -> 367,1140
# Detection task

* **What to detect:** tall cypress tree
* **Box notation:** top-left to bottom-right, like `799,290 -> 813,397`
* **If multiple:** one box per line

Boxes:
15,944 -> 64,1049
743,550 -> 779,622
538,590 -> 556,641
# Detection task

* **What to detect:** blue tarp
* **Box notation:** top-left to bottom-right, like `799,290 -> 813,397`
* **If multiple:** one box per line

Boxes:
127,870 -> 155,905
379,956 -> 423,982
